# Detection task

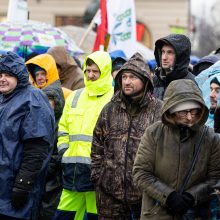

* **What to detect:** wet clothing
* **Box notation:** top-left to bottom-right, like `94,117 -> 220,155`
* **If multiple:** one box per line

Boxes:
26,53 -> 72,99
91,53 -> 162,219
133,79 -> 220,220
0,51 -> 55,219
54,51 -> 114,219
39,81 -> 65,220
96,187 -> 141,220
153,34 -> 195,100
54,190 -> 97,220
195,60 -> 220,128
47,46 -> 84,91
193,54 -> 220,76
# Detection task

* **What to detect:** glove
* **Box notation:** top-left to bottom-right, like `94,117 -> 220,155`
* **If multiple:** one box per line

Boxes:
11,188 -> 29,210
166,191 -> 194,215
214,107 -> 220,133
182,192 -> 195,207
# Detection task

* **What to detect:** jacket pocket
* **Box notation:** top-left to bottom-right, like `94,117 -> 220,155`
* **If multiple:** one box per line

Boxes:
143,200 -> 161,216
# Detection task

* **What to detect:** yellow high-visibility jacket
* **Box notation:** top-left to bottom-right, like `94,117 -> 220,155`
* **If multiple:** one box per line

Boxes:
58,51 -> 114,191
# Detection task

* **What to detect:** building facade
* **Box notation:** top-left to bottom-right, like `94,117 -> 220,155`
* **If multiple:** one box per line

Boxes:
0,0 -> 188,50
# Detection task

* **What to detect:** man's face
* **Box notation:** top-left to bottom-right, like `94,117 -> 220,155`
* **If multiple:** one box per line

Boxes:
210,82 -> 220,109
35,70 -> 47,87
173,108 -> 201,127
85,63 -> 101,81
122,72 -> 144,96
161,44 -> 175,73
0,73 -> 18,95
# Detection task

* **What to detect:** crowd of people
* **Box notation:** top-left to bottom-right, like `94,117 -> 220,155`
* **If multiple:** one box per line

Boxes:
1,33 -> 220,220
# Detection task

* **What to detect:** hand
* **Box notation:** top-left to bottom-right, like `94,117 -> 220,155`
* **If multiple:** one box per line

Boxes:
166,191 -> 194,215
182,192 -> 195,207
11,188 -> 29,210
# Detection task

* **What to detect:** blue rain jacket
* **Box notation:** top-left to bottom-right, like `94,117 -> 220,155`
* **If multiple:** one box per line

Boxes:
0,52 -> 55,219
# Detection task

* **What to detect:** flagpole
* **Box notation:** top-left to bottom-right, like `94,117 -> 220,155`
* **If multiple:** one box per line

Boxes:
79,9 -> 100,48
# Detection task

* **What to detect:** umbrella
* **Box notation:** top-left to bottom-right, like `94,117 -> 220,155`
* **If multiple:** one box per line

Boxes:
0,20 -> 83,59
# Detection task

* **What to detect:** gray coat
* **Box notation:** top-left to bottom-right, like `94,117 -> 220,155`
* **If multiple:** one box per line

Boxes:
133,79 -> 220,220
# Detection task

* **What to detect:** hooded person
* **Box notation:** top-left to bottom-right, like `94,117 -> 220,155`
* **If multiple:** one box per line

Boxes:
195,60 -> 220,128
47,46 -> 85,91
111,56 -> 127,80
25,53 -> 72,100
39,81 -> 65,220
91,52 -> 162,219
0,51 -> 55,219
53,51 -> 114,220
193,54 -> 220,76
133,79 -> 220,220
153,34 -> 195,100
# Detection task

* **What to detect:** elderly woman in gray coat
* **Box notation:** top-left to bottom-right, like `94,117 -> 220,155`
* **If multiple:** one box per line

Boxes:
133,79 -> 220,220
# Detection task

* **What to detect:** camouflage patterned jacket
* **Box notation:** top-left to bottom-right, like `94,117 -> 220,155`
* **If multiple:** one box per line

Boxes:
91,90 -> 162,203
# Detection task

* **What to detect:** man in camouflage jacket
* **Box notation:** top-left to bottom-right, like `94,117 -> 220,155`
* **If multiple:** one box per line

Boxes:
91,52 -> 162,220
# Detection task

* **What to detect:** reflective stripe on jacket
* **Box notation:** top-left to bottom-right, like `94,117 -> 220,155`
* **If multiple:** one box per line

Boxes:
58,87 -> 113,191
58,51 -> 114,192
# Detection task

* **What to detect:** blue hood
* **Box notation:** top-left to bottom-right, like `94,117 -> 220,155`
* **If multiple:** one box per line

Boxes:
0,51 -> 29,89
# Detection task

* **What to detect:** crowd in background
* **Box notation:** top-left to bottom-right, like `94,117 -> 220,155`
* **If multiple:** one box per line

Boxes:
1,33 -> 220,220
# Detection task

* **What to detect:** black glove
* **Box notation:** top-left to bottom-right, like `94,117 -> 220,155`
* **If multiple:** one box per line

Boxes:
166,191 -> 194,215
11,187 -> 29,210
182,191 -> 195,207
214,107 -> 220,133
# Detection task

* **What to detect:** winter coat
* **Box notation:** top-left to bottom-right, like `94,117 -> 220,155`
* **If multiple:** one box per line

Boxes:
91,52 -> 162,204
26,53 -> 72,99
195,60 -> 220,128
0,52 -> 55,219
39,81 -> 65,219
47,46 -> 85,90
133,79 -> 220,220
153,34 -> 195,100
57,51 -> 114,192
193,54 -> 220,76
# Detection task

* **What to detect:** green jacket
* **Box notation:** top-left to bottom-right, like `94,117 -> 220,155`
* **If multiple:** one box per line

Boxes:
133,79 -> 220,220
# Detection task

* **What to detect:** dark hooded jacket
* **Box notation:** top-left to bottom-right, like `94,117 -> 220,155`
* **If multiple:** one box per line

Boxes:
39,82 -> 65,219
193,54 -> 220,76
47,46 -> 85,91
91,52 -> 162,204
153,34 -> 195,100
0,52 -> 55,219
133,79 -> 220,220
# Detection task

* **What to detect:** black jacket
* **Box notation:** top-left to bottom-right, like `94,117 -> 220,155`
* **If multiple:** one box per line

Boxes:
153,34 -> 195,100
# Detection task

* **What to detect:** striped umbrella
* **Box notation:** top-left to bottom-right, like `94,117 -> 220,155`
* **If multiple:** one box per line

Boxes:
0,20 -> 84,59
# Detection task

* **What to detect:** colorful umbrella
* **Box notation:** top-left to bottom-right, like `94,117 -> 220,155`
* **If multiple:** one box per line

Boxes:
0,20 -> 84,59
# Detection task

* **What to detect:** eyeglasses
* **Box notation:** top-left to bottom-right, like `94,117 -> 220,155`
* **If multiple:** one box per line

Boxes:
176,108 -> 200,118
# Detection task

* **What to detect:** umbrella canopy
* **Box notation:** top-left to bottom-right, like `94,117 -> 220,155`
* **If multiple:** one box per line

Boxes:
0,20 -> 83,59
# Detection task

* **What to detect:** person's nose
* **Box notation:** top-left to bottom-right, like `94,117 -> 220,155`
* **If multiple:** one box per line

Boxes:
87,71 -> 94,79
162,52 -> 168,60
186,112 -> 193,121
210,90 -> 216,98
0,75 -> 6,81
125,77 -> 131,85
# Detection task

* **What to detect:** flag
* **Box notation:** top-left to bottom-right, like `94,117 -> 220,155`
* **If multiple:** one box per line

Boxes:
107,0 -> 136,58
7,0 -> 28,23
92,0 -> 108,51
